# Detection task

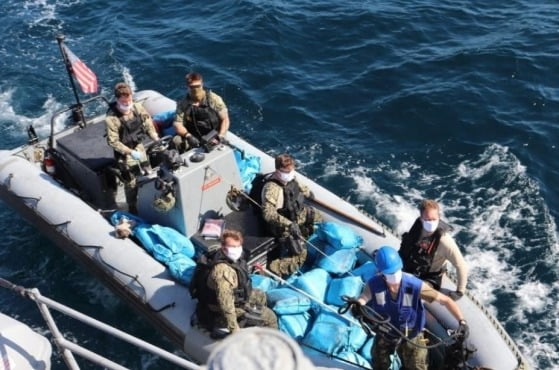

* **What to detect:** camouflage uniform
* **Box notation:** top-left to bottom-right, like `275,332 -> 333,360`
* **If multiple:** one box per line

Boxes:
106,102 -> 157,211
261,176 -> 322,277
372,332 -> 428,370
172,91 -> 227,152
207,262 -> 277,333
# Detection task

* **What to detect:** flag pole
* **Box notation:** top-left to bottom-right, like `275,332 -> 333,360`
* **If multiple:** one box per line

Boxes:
56,34 -> 86,127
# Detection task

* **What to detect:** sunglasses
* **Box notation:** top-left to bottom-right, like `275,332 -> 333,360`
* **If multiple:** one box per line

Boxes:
189,84 -> 202,89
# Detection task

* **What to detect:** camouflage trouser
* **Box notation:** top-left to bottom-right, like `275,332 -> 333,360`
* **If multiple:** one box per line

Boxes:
372,333 -> 428,370
212,289 -> 278,330
267,206 -> 322,239
268,248 -> 308,278
119,144 -> 148,213
267,206 -> 321,277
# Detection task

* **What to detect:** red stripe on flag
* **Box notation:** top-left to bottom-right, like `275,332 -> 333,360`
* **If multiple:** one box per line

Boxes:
62,44 -> 99,94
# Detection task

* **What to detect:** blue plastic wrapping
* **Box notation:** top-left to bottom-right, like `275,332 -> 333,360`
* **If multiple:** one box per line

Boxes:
302,309 -> 367,355
267,288 -> 312,315
351,261 -> 378,283
317,221 -> 363,250
110,211 -> 197,284
359,336 -> 375,362
317,246 -> 357,275
278,312 -> 312,341
152,110 -> 176,136
233,149 -> 261,193
250,274 -> 279,292
325,276 -> 364,306
293,268 -> 331,302
337,351 -> 371,369
167,255 -> 197,285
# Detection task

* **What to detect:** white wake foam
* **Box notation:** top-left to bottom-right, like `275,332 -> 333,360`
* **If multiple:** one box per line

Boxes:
0,89 -> 66,141
322,143 -> 558,368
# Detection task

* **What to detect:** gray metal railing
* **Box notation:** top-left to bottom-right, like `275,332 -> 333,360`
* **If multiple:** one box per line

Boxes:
0,278 -> 199,370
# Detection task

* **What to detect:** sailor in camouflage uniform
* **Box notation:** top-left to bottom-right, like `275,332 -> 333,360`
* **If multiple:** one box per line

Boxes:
194,229 -> 277,337
261,154 -> 322,277
106,82 -> 159,213
172,72 -> 230,153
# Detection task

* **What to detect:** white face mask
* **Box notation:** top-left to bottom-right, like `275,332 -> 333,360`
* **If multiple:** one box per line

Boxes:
117,101 -> 133,113
224,246 -> 243,262
278,170 -> 295,183
383,270 -> 402,284
421,219 -> 439,233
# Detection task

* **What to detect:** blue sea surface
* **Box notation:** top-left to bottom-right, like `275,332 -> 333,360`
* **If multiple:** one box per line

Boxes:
1,0 -> 558,368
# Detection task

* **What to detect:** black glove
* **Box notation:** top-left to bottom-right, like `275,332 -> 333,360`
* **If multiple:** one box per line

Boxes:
456,320 -> 469,339
186,134 -> 200,148
449,290 -> 464,301
340,296 -> 363,317
289,222 -> 303,240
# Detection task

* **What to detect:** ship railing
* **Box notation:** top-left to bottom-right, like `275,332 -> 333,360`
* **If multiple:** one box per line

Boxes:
0,277 -> 199,370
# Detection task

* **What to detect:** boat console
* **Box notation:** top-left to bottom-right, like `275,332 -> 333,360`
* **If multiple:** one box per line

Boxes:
137,143 -> 277,264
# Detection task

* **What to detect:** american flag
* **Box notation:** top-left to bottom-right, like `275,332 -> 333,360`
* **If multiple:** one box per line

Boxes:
61,44 -> 99,94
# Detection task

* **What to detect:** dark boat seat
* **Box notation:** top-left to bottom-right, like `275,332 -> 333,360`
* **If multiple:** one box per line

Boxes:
191,209 -> 277,265
56,121 -> 115,172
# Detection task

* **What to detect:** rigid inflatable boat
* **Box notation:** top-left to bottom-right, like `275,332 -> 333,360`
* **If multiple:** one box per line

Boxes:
0,90 -> 529,369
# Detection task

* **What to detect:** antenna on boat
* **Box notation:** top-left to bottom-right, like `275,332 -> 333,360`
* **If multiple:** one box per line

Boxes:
55,34 -> 88,128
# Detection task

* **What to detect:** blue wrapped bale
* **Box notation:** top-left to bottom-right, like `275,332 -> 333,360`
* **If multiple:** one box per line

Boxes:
337,351 -> 371,369
267,288 -> 312,315
278,312 -> 312,341
325,276 -> 364,306
167,255 -> 197,285
302,310 -> 367,355
317,221 -> 363,250
359,336 -> 375,362
317,246 -> 357,275
234,149 -> 261,193
292,268 -> 331,302
351,261 -> 378,283
304,234 -> 329,269
251,274 -> 278,292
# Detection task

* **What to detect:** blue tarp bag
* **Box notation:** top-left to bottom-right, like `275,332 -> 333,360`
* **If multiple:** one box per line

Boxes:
251,274 -> 278,292
325,276 -> 364,306
317,221 -> 363,250
304,234 -> 329,269
317,246 -> 357,275
351,261 -> 378,283
359,336 -> 375,362
293,268 -> 331,302
110,211 -> 147,227
278,312 -> 312,340
267,288 -> 312,315
337,351 -> 371,369
110,211 -> 197,285
134,224 -> 195,262
234,149 -> 261,193
302,310 -> 367,355
152,110 -> 176,136
167,255 -> 197,285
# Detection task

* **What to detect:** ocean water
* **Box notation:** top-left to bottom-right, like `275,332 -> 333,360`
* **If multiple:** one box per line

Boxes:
0,0 -> 558,369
